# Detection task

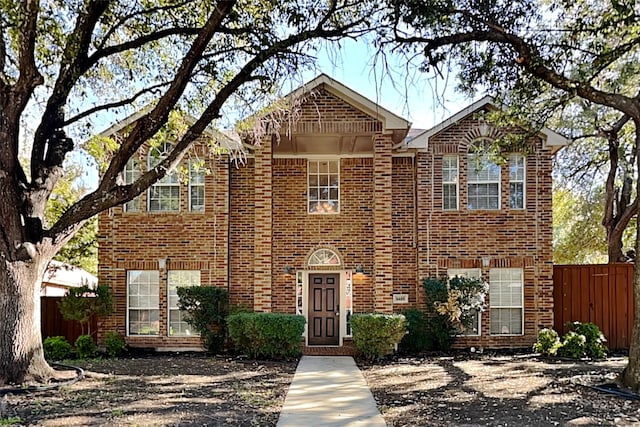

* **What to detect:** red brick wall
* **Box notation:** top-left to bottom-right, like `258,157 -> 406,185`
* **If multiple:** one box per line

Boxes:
392,157 -> 418,308
416,113 -> 554,348
98,146 -> 229,349
269,157 -> 376,314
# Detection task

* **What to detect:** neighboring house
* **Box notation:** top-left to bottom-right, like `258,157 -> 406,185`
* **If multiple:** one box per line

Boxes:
97,74 -> 567,353
41,260 -> 98,297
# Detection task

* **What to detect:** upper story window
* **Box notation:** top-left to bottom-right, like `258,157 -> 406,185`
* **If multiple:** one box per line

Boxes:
189,161 -> 205,212
468,141 -> 500,210
308,160 -> 339,214
442,155 -> 459,210
123,158 -> 141,212
148,142 -> 180,212
509,154 -> 526,209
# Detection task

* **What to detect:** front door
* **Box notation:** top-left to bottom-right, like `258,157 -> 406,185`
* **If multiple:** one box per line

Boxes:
308,273 -> 340,345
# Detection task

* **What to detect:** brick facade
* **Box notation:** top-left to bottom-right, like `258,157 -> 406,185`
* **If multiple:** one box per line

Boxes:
98,77 -> 558,351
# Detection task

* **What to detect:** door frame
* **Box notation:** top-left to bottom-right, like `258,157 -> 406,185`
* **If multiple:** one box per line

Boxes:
302,270 -> 346,346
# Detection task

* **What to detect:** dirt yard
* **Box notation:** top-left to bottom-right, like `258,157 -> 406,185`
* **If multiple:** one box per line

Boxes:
360,353 -> 640,427
1,353 -> 639,426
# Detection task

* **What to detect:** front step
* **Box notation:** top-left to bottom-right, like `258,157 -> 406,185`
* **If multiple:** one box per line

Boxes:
301,340 -> 356,356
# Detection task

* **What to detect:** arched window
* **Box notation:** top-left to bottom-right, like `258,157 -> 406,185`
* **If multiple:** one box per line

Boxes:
147,142 -> 180,211
467,138 -> 500,210
308,249 -> 341,266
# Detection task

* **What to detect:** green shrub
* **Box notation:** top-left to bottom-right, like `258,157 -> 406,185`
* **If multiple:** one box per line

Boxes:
533,328 -> 562,356
399,309 -> 430,353
558,331 -> 587,358
567,322 -> 607,359
75,334 -> 98,359
425,315 -> 457,351
227,313 -> 305,359
43,336 -> 72,361
351,313 -> 406,361
104,331 -> 126,357
177,286 -> 228,353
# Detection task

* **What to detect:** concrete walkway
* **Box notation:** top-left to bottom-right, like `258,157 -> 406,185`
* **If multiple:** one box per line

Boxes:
277,356 -> 387,427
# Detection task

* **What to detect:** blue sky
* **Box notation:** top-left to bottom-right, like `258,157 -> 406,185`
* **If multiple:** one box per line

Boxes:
299,38 -> 476,131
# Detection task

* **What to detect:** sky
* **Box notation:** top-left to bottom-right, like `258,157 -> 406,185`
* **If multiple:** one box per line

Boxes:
298,38 -> 476,132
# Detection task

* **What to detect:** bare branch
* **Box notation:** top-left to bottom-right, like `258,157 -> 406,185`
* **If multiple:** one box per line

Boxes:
63,81 -> 170,126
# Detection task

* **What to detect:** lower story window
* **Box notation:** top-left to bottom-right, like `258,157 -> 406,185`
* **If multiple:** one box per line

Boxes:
489,268 -> 523,335
168,270 -> 201,336
127,270 -> 160,335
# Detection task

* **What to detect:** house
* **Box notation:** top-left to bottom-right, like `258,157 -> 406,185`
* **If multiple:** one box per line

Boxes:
41,260 -> 98,297
97,74 -> 567,353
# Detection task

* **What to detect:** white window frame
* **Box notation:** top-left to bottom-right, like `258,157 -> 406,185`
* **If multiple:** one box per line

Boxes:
188,161 -> 205,212
448,268 -> 482,336
308,159 -> 340,214
127,270 -> 160,336
467,149 -> 501,211
123,159 -> 141,212
147,142 -> 180,212
489,268 -> 524,336
167,270 -> 201,337
442,155 -> 459,210
509,154 -> 526,209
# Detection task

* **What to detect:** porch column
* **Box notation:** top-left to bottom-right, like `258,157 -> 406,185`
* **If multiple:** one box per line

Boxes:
254,136 -> 273,312
373,132 -> 394,313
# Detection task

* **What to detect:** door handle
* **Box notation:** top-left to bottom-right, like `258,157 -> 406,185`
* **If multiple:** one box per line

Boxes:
336,304 -> 339,316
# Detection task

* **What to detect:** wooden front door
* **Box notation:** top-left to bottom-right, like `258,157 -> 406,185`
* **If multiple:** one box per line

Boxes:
308,273 -> 340,345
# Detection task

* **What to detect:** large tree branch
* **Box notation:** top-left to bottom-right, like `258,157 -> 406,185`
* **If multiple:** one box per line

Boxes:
14,0 -> 43,97
31,0 -> 110,184
400,28 -> 640,118
98,1 -> 236,189
50,2 -> 371,235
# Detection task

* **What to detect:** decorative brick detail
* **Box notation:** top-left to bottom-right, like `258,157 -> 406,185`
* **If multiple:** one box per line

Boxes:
373,133 -> 394,313
253,136 -> 273,312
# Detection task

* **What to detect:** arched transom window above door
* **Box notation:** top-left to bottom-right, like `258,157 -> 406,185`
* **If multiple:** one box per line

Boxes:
307,249 -> 341,266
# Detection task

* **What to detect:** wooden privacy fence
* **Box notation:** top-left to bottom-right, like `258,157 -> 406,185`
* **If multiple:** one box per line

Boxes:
553,264 -> 633,350
40,296 -> 97,344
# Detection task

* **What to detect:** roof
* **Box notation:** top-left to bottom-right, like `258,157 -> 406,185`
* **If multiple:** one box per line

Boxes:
99,108 -> 243,153
43,260 -> 97,289
286,74 -> 412,132
406,96 -> 570,153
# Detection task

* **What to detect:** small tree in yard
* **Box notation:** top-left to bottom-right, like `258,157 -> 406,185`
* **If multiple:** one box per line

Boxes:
424,276 -> 488,338
58,284 -> 114,336
176,286 -> 228,354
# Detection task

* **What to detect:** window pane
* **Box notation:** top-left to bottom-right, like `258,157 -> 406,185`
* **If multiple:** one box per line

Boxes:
489,269 -> 523,335
308,160 -> 339,214
167,271 -> 200,336
128,271 -> 160,335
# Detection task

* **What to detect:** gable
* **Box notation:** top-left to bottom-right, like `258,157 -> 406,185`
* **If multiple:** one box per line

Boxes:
406,96 -> 569,153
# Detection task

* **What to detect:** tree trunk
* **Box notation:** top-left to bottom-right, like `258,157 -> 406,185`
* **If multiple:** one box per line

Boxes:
607,228 -> 626,263
622,223 -> 640,390
0,256 -> 54,385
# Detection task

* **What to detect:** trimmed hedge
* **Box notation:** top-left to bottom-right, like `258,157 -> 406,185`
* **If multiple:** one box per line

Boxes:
227,313 -> 305,359
351,313 -> 406,361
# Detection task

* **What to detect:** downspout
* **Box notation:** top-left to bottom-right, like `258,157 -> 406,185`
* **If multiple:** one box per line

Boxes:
227,157 -> 231,294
